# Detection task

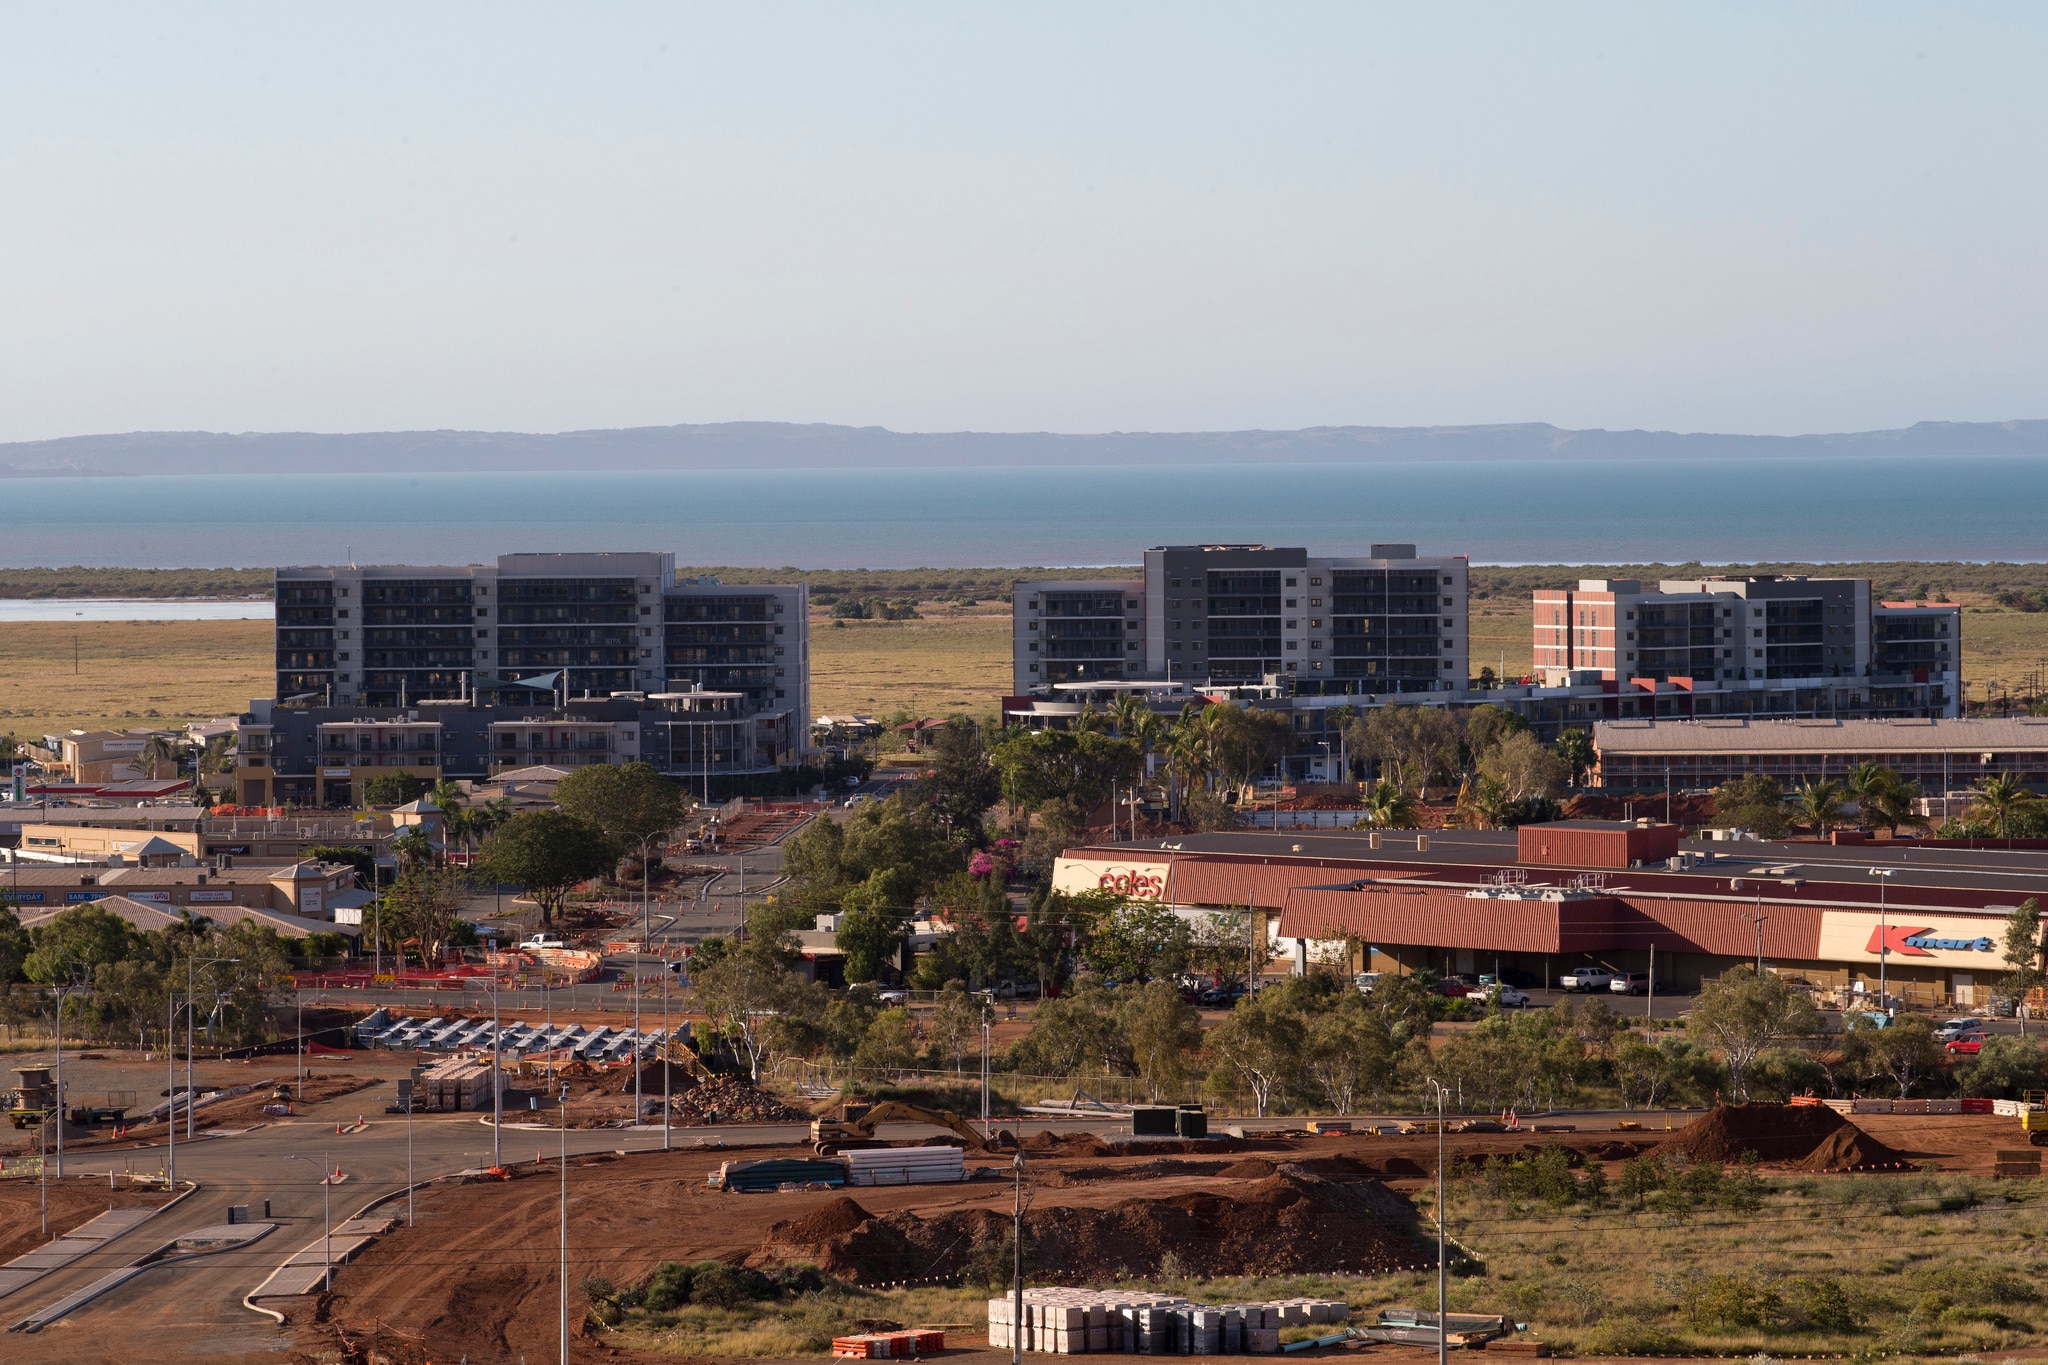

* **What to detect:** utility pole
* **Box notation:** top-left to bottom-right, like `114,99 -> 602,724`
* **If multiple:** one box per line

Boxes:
1011,1153 -> 1027,1365
1646,943 -> 1655,1023
1743,908 -> 1769,976
560,1080 -> 571,1365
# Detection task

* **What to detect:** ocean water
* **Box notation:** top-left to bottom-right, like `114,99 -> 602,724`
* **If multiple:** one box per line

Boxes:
0,598 -> 272,621
0,454 -> 2043,570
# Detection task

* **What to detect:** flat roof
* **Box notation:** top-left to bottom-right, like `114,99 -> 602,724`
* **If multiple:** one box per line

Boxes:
1081,827 -> 2048,907
1595,717 -> 2048,754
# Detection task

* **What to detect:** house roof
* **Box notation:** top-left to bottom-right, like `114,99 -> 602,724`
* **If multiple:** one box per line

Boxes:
19,894 -> 357,939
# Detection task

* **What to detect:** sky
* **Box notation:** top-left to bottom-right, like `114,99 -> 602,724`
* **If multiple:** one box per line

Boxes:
1,3 -> 2044,443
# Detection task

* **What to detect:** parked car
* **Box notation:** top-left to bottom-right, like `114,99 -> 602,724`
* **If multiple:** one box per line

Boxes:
844,793 -> 874,807
1354,972 -> 1384,996
1945,1034 -> 1986,1055
1559,967 -> 1615,992
1843,1009 -> 1893,1030
1433,978 -> 1471,998
1935,1017 -> 1988,1042
1484,984 -> 1533,1009
519,934 -> 566,952
1608,972 -> 1652,996
876,988 -> 909,1005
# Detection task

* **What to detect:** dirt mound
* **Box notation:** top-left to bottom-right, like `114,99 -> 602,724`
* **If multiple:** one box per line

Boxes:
1218,1158 -> 1277,1179
596,1059 -> 702,1097
1588,1140 -> 1658,1162
1653,1103 -> 1853,1164
764,1171 -> 1425,1284
1023,1130 -> 1113,1156
1796,1126 -> 1916,1172
776,1196 -> 876,1243
670,1075 -> 811,1124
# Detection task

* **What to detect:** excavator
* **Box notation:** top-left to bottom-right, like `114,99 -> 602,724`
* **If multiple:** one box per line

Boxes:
809,1099 -> 1001,1155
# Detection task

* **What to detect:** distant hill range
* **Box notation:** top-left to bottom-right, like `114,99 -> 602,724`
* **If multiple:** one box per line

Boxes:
3,419 -> 2046,477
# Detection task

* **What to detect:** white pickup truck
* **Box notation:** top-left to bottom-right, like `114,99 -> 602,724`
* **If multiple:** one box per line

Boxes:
1559,966 -> 1615,992
519,934 -> 567,952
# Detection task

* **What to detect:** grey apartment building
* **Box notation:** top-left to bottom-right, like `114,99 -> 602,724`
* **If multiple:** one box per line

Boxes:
1012,543 -> 1468,695
263,553 -> 808,802
1532,576 -> 1958,717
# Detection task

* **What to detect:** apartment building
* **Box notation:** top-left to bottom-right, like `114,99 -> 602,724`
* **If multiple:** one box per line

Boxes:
260,553 -> 808,805
1013,543 -> 1468,694
1533,576 -> 1958,716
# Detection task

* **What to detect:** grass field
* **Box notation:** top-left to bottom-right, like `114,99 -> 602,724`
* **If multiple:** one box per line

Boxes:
808,604 -> 1012,719
0,619 -> 272,743
5,590 -> 2048,749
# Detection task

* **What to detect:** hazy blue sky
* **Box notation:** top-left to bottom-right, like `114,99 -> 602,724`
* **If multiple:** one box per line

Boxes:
2,4 -> 2043,442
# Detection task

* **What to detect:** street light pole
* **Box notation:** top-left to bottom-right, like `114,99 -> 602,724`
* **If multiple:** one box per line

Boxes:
1425,1077 -> 1448,1365
491,969 -> 503,1170
166,992 -> 177,1189
1871,868 -> 1898,1012
187,955 -> 240,1140
284,1152 -> 333,1291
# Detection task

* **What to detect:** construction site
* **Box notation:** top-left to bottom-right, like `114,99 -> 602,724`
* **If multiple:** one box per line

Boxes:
253,1089 -> 2048,1365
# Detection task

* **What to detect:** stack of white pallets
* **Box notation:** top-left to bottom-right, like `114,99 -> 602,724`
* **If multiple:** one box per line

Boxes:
987,1288 -> 1348,1354
843,1146 -> 966,1186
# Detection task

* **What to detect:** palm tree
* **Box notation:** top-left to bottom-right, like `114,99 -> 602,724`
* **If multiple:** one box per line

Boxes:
137,734 -> 181,780
1358,780 -> 1419,830
1973,773 -> 2037,839
1793,778 -> 1848,835
1070,704 -> 1109,735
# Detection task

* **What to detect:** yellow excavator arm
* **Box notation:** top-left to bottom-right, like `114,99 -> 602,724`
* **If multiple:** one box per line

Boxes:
810,1099 -> 995,1153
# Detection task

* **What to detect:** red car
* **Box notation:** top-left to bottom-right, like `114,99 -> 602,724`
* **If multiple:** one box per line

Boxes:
1945,1035 -> 1986,1055
1433,978 -> 1471,998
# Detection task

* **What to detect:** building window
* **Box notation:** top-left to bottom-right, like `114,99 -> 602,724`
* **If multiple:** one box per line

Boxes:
1310,577 -> 1322,586
1029,622 -> 1038,630
1309,618 -> 1322,628
1028,663 -> 1038,673
1311,640 -> 1323,649
1285,619 -> 1297,629
1442,618 -> 1452,627
1127,642 -> 1137,650
1286,598 -> 1297,608
476,630 -> 489,639
1285,578 -> 1297,586
1442,597 -> 1452,606
1311,660 -> 1323,670
1029,643 -> 1038,652
339,652 -> 351,661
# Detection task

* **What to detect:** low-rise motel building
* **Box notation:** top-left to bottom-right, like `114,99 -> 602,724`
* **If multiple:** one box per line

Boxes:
1052,822 -> 2047,1010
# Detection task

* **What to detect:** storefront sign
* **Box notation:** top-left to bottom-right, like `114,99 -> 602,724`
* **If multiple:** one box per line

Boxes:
65,890 -> 107,902
1051,855 -> 1172,900
189,889 -> 235,903
10,891 -> 46,904
128,891 -> 173,903
1819,910 -> 2008,967
1866,925 -> 1994,956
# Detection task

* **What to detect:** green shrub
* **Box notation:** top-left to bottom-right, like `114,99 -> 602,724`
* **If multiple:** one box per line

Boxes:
1580,1317 -> 1685,1355
1677,1272 -> 1783,1331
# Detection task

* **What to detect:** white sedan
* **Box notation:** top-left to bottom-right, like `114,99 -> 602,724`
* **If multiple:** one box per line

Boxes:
1484,984 -> 1534,1009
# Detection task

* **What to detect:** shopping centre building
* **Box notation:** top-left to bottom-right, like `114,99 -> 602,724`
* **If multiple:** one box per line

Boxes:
1051,822 -> 2047,1009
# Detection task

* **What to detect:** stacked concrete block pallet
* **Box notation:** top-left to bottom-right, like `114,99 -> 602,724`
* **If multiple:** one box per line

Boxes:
844,1147 -> 965,1186
988,1288 -> 1347,1354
